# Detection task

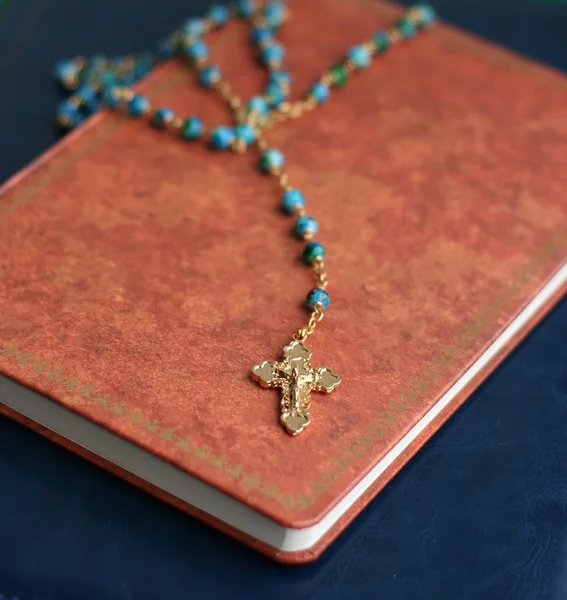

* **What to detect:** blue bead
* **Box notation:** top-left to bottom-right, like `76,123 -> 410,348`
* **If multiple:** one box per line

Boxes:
235,0 -> 256,17
397,17 -> 416,38
210,126 -> 234,149
414,3 -> 436,26
281,189 -> 305,214
181,116 -> 204,140
306,288 -> 330,310
54,60 -> 77,83
185,40 -> 209,61
269,70 -> 291,86
208,4 -> 230,25
261,43 -> 285,65
102,86 -> 120,107
247,96 -> 269,115
310,82 -> 329,103
265,82 -> 286,107
99,71 -> 118,87
303,241 -> 325,263
373,31 -> 390,53
151,107 -> 174,128
260,148 -> 284,172
263,1 -> 286,28
251,27 -> 273,45
56,101 -> 82,128
234,124 -> 256,144
76,84 -> 95,100
348,45 -> 372,68
199,65 -> 221,87
128,95 -> 150,116
295,215 -> 318,238
182,18 -> 204,38
76,85 -> 98,111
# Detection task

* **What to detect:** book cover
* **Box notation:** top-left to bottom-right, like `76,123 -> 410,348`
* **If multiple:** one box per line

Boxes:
1,0 -> 567,563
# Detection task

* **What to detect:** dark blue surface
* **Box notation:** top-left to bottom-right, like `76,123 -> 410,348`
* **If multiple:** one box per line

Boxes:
1,1 -> 567,598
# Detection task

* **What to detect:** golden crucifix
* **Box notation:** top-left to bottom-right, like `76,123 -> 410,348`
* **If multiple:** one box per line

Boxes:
252,340 -> 341,436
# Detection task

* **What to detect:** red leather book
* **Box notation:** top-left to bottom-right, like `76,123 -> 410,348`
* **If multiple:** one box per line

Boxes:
1,0 -> 567,564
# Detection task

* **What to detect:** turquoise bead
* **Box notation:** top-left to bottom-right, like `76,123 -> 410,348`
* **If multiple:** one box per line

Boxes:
54,60 -> 77,83
181,116 -> 204,140
247,96 -> 269,115
303,241 -> 325,263
128,95 -> 150,116
265,82 -> 286,107
295,215 -> 318,238
261,43 -> 285,65
77,85 -> 98,111
251,27 -> 273,44
76,84 -> 95,101
373,31 -> 390,53
414,3 -> 436,26
182,18 -> 204,38
56,101 -> 81,128
151,107 -> 174,128
99,71 -> 118,87
235,0 -> 256,17
210,126 -> 234,149
199,65 -> 221,87
306,288 -> 330,310
102,86 -> 120,107
263,1 -> 286,28
281,189 -> 305,214
260,148 -> 284,172
234,123 -> 256,144
185,41 -> 209,61
397,17 -> 416,38
348,45 -> 371,68
269,70 -> 291,86
208,4 -> 230,25
310,82 -> 329,103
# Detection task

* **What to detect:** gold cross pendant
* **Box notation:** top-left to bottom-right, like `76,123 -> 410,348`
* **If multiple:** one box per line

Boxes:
252,340 -> 341,436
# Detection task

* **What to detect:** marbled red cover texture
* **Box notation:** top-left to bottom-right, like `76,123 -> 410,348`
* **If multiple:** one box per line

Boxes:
1,0 -> 567,563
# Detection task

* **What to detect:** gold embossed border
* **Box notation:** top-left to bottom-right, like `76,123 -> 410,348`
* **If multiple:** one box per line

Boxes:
0,340 -> 312,510
0,68 -> 187,223
0,1 -> 566,516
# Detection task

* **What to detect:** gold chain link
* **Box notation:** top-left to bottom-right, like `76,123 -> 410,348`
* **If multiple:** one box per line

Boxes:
313,258 -> 328,289
294,304 -> 324,342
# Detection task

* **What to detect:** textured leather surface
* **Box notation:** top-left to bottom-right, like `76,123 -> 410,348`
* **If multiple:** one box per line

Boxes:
1,0 -> 567,596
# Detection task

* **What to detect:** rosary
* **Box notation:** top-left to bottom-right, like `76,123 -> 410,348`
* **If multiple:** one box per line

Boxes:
53,1 -> 436,436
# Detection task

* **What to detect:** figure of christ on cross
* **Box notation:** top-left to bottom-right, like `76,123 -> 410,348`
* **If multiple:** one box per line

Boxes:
252,340 -> 341,435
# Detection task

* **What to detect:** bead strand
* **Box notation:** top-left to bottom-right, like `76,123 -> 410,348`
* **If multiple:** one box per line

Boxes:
55,2 -> 256,130
250,1 -> 291,111
52,2 -> 437,325
266,2 -> 437,126
255,130 -> 330,320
